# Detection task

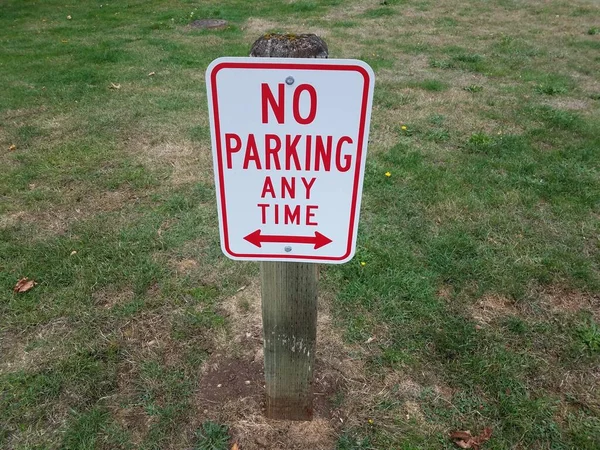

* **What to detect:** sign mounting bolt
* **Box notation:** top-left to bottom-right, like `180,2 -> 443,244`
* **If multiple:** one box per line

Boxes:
284,246 -> 292,253
285,76 -> 295,85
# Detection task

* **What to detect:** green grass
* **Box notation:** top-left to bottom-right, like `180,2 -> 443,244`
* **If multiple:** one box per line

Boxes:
412,79 -> 449,92
1,0 -> 599,448
194,421 -> 231,450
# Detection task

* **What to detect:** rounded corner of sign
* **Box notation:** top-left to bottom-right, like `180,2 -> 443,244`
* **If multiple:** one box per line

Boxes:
221,242 -> 241,261
332,249 -> 356,265
349,60 -> 375,82
206,58 -> 230,78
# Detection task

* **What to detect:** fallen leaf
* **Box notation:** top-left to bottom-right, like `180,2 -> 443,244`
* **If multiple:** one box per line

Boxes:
148,71 -> 155,76
9,144 -> 16,151
231,443 -> 239,450
109,82 -> 121,90
450,428 -> 492,449
364,336 -> 376,344
67,15 -> 72,20
450,431 -> 474,449
477,428 -> 493,443
70,250 -> 77,256
14,277 -> 37,293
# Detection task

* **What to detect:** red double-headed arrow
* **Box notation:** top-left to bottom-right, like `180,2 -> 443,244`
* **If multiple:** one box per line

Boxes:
243,229 -> 332,250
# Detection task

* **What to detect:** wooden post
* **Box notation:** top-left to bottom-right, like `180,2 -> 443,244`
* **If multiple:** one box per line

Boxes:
260,262 -> 318,420
250,33 -> 328,421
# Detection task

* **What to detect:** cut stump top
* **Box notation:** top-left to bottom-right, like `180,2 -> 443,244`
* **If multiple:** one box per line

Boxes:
188,19 -> 228,30
250,33 -> 328,58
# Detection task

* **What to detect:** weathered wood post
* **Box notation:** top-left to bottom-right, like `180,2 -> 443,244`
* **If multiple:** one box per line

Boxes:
250,34 -> 328,421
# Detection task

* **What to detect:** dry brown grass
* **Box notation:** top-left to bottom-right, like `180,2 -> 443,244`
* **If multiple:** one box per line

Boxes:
0,188 -> 138,235
538,286 -> 600,321
0,318 -> 74,375
130,137 -> 214,186
470,293 -> 519,325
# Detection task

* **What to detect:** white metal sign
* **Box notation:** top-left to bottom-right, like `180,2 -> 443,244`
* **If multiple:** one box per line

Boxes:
206,57 -> 374,263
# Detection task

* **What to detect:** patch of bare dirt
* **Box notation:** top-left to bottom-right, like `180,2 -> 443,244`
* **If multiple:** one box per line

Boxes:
199,357 -> 265,404
470,293 -> 518,325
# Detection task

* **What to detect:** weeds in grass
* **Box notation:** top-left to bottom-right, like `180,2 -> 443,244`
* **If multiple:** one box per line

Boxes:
578,319 -> 600,353
429,58 -> 454,69
195,422 -> 230,450
535,83 -> 568,95
464,84 -> 483,93
414,79 -> 448,92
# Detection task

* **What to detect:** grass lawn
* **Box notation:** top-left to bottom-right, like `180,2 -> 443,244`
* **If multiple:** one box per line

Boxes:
1,0 -> 599,448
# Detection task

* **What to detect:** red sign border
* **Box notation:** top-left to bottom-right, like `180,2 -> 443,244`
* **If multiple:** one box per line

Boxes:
209,60 -> 372,262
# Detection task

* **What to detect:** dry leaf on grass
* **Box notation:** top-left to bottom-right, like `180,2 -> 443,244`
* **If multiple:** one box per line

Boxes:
230,443 -> 239,450
148,71 -> 155,76
450,428 -> 492,449
109,82 -> 121,90
14,277 -> 37,293
9,144 -> 17,151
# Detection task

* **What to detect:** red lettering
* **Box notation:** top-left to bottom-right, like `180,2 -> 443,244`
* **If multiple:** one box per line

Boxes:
285,135 -> 301,170
293,84 -> 317,125
262,83 -> 285,124
265,134 -> 281,170
257,203 -> 269,224
301,177 -> 316,199
225,133 -> 242,169
243,134 -> 261,170
335,136 -> 353,172
260,177 -> 275,198
304,135 -> 312,170
281,177 -> 295,198
315,136 -> 332,171
306,205 -> 318,226
274,204 -> 279,225
284,205 -> 300,225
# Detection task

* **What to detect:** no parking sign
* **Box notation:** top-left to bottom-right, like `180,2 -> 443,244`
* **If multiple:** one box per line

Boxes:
206,57 -> 374,263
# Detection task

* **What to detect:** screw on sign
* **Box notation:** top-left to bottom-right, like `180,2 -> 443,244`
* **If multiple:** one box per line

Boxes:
206,34 -> 374,420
